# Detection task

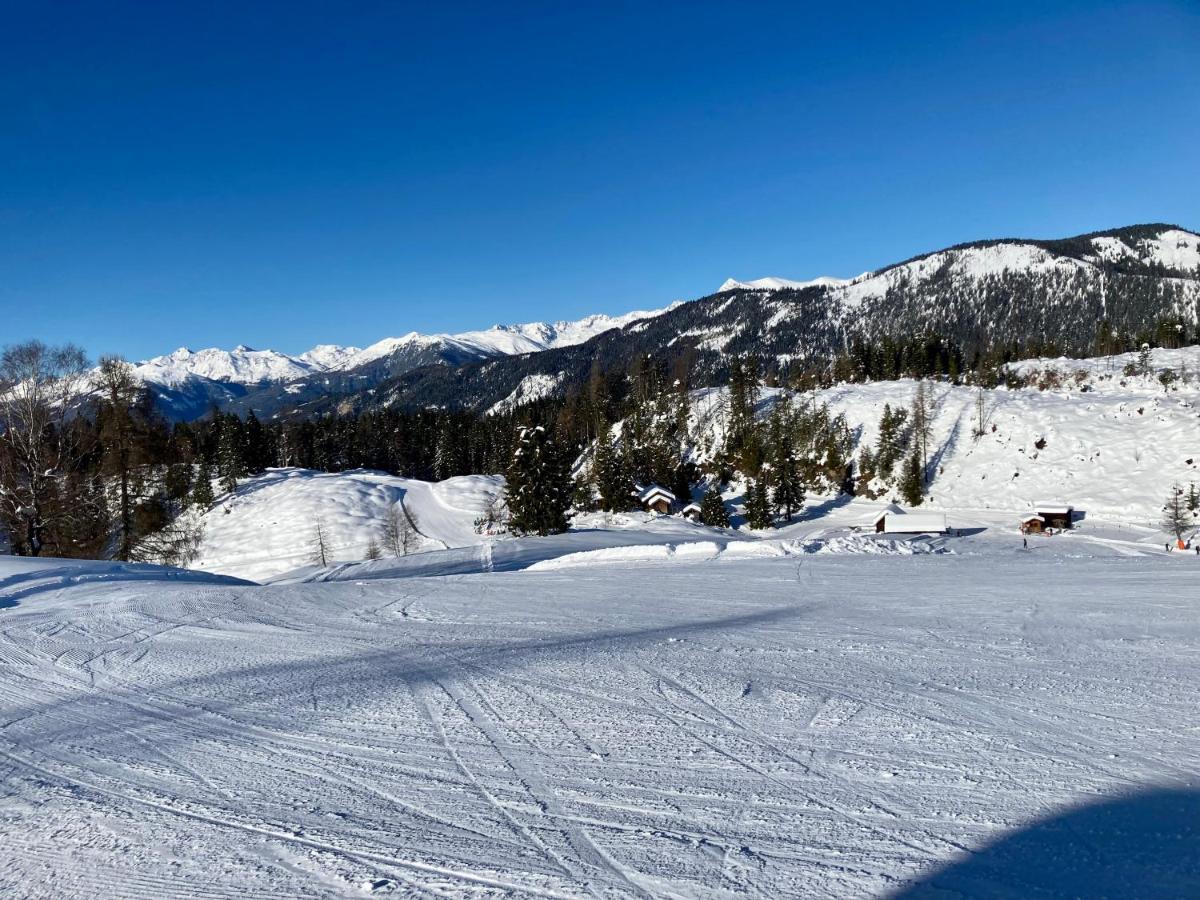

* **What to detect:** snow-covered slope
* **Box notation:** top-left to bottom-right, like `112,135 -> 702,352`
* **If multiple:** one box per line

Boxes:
133,345 -> 327,387
190,468 -> 505,581
3,535 -> 1199,896
343,304 -> 680,369
133,305 -> 677,388
671,344 -> 1200,526
718,275 -> 853,292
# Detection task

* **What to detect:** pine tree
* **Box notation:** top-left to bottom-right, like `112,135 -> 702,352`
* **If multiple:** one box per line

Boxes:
900,448 -> 924,506
505,425 -> 572,536
243,410 -> 273,474
216,414 -> 245,495
745,479 -> 773,529
699,487 -> 730,527
192,458 -> 215,508
593,437 -> 635,512
1187,482 -> 1199,513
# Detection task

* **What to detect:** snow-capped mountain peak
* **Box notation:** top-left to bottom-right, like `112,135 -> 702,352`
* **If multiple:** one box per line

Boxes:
718,275 -> 853,293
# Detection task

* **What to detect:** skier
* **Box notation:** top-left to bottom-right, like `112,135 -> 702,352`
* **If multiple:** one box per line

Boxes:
1022,536 -> 1028,550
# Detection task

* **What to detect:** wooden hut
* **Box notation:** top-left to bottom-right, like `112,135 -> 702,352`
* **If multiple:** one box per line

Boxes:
639,485 -> 676,515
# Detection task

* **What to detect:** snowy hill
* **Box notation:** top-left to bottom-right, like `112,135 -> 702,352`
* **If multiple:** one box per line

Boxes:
190,468 -> 506,581
674,344 -> 1200,526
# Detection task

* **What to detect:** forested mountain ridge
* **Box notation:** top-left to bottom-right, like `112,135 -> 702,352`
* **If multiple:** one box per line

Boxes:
283,224 -> 1200,417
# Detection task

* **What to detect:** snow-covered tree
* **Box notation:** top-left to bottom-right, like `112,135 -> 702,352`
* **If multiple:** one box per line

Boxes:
192,458 -> 215,508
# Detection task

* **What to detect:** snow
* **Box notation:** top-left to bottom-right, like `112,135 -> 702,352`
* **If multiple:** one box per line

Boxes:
126,304 -> 679,391
190,468 -> 505,582
3,530 -> 1199,896
329,304 -> 681,371
685,345 -> 1200,526
1089,229 -> 1200,272
487,372 -> 565,416
717,275 -> 852,292
133,346 -> 325,387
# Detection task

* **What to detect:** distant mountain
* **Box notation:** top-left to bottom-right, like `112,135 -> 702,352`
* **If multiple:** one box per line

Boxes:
301,224 -> 1200,417
131,305 -> 678,420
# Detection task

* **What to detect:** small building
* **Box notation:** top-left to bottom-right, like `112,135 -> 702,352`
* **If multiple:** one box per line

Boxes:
639,484 -> 677,515
877,508 -> 948,535
864,503 -> 905,533
1033,501 -> 1074,530
1020,514 -> 1045,534
681,502 -> 702,520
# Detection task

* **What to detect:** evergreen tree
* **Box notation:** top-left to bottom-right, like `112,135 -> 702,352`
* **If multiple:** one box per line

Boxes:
192,459 -> 215,508
1187,482 -> 1198,513
216,414 -> 245,495
899,448 -> 924,506
593,436 -> 635,512
505,425 -> 572,536
243,410 -> 274,474
699,486 -> 731,528
745,479 -> 773,529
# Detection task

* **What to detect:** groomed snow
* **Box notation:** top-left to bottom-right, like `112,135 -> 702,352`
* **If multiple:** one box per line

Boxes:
2,531 -> 1199,897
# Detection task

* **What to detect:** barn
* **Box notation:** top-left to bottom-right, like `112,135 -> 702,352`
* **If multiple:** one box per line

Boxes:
1033,501 -> 1074,530
639,485 -> 676,515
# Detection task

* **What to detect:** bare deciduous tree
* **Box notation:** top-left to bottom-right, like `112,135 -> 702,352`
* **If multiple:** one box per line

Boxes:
0,341 -> 92,556
311,519 -> 329,567
384,504 -> 420,556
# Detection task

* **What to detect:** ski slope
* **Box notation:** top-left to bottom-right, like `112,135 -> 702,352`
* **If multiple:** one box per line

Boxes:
1,535 -> 1199,897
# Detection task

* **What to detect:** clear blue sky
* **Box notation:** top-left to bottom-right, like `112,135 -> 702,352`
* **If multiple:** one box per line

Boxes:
3,1 -> 1198,360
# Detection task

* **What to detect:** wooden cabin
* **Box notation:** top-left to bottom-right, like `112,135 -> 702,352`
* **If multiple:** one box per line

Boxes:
639,485 -> 677,515
1020,514 -> 1045,534
681,502 -> 702,520
1034,501 -> 1074,530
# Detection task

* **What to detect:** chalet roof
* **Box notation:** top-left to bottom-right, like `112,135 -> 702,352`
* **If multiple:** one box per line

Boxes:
682,502 -> 701,514
1034,501 -> 1074,514
639,484 -> 676,505
1021,514 -> 1046,523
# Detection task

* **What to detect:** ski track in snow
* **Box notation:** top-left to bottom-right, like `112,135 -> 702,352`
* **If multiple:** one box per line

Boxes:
1,535 -> 1199,897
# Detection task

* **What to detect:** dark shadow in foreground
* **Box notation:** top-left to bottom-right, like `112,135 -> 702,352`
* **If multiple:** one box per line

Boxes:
891,787 -> 1200,899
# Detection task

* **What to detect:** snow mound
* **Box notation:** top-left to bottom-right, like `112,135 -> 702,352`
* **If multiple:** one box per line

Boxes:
0,556 -> 252,604
528,534 -> 946,569
191,468 -> 504,581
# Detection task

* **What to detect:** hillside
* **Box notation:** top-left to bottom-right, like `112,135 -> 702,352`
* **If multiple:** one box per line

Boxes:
303,224 -> 1200,416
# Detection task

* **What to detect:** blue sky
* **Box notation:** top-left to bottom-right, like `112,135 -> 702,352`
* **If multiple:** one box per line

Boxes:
3,1 -> 1198,360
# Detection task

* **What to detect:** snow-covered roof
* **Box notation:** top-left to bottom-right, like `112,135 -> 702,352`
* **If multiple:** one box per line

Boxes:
869,503 -> 905,525
1021,514 -> 1046,523
879,512 -> 947,534
639,485 -> 676,505
1034,501 -> 1074,515
681,503 -> 701,515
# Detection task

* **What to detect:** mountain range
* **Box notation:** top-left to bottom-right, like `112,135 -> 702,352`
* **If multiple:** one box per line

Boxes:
130,224 -> 1200,420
